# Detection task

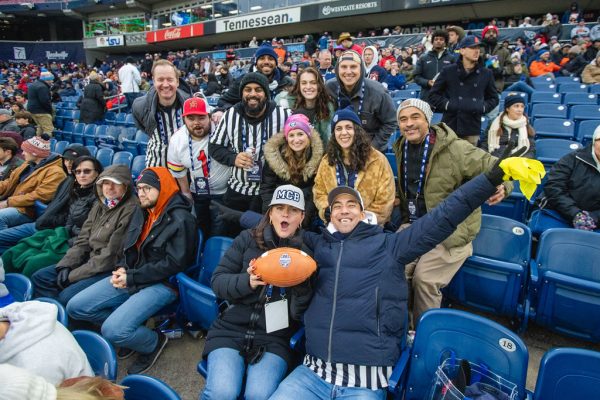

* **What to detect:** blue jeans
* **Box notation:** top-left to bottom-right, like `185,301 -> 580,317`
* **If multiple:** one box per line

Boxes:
66,277 -> 177,354
201,347 -> 287,400
270,365 -> 386,400
0,222 -> 36,254
0,208 -> 33,231
31,264 -> 109,305
505,81 -> 535,96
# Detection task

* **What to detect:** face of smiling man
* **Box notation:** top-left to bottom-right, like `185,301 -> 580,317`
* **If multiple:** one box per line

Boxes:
337,58 -> 361,92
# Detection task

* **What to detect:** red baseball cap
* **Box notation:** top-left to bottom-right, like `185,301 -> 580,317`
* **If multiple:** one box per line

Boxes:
183,97 -> 209,117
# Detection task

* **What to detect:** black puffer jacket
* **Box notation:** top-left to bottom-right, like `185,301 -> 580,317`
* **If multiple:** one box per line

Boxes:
413,49 -> 455,101
27,80 -> 53,114
79,81 -> 105,124
203,225 -> 313,367
543,145 -> 600,224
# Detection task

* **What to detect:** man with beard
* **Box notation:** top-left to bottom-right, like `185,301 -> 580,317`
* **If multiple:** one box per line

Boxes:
480,25 -> 511,92
325,50 -> 396,153
209,73 -> 290,218
167,97 -> 231,238
132,60 -> 190,168
414,30 -> 455,103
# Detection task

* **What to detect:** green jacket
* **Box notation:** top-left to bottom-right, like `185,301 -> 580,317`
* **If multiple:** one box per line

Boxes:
273,92 -> 335,145
392,123 -> 512,249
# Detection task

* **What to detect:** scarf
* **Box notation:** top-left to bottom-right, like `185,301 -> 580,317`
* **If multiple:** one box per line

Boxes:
488,115 -> 530,155
104,196 -> 122,209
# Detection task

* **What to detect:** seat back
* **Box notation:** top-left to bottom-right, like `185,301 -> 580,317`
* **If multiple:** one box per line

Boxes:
533,348 -> 600,400
558,83 -> 588,93
36,297 -> 68,326
576,120 -> 600,145
535,139 -> 582,168
121,374 -> 181,400
563,93 -> 598,106
86,145 -> 98,157
131,155 -> 146,180
199,236 -> 234,286
533,118 -> 575,140
96,148 -> 115,168
125,113 -> 136,127
405,309 -> 528,400
569,105 -> 600,121
531,104 -> 568,120
112,151 -> 133,168
530,92 -> 561,104
4,273 -> 32,301
472,215 -> 531,265
54,140 -> 69,155
72,330 -> 117,381
83,123 -> 97,136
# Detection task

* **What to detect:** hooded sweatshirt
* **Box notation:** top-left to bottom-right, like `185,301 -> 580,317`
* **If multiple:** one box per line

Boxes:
0,301 -> 93,384
363,46 -> 388,84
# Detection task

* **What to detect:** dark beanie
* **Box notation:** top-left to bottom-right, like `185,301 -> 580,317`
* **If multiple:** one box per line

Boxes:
504,93 -> 526,110
331,106 -> 362,132
239,72 -> 271,98
254,43 -> 278,65
63,145 -> 91,161
137,169 -> 160,190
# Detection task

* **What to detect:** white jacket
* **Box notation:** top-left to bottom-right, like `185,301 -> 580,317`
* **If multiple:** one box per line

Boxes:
0,301 -> 93,384
118,62 -> 141,93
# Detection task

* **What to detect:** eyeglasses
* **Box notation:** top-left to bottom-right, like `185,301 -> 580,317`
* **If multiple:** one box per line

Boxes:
74,168 -> 94,175
136,185 -> 154,194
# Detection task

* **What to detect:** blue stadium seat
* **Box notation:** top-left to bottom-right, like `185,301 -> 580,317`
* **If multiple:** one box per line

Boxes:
589,85 -> 600,94
54,140 -> 69,155
70,122 -> 85,144
401,309 -> 529,400
70,110 -> 80,122
177,236 -> 234,331
138,134 -> 149,155
104,111 -> 116,125
531,76 -> 554,85
125,113 -> 136,127
533,348 -> 600,400
83,124 -> 99,146
122,130 -> 145,156
530,92 -> 561,105
96,148 -> 115,168
555,76 -> 580,84
564,93 -> 598,106
54,120 -> 74,142
114,112 -> 128,126
37,297 -> 68,326
536,139 -> 582,169
385,153 -> 397,178
49,138 -> 57,152
527,209 -> 572,237
431,113 -> 443,125
569,105 -> 600,122
558,82 -> 588,93
4,273 -> 33,301
85,145 -> 98,157
530,104 -> 568,120
529,229 -> 600,341
481,181 -> 529,223
121,374 -> 181,400
131,155 -> 146,180
72,330 -> 117,381
576,120 -> 600,145
533,118 -> 575,140
112,151 -> 133,168
446,215 -> 531,330
119,127 -> 137,149
531,82 -> 557,92
393,89 -> 419,99
54,109 -> 68,129
96,125 -> 121,148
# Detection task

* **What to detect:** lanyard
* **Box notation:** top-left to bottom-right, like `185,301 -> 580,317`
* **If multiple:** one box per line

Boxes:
265,284 -> 286,301
241,117 -> 270,157
156,107 -> 183,145
336,162 -> 357,188
337,80 -> 365,117
188,134 -> 210,177
403,134 -> 430,198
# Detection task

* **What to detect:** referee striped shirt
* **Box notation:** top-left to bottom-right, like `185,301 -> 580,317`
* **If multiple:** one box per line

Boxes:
210,103 -> 290,196
146,104 -> 183,168
304,354 -> 393,390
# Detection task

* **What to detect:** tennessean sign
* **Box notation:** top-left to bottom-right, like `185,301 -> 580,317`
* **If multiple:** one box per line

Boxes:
146,23 -> 205,43
216,8 -> 301,33
318,0 -> 380,19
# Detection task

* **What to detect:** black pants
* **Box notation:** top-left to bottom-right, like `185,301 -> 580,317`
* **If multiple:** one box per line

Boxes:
193,193 -> 224,240
222,188 -> 262,237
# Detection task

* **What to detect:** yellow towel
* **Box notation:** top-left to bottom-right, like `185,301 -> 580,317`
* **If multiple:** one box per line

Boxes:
499,158 -> 546,200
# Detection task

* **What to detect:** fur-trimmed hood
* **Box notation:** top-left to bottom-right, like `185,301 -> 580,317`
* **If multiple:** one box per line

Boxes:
264,130 -> 324,182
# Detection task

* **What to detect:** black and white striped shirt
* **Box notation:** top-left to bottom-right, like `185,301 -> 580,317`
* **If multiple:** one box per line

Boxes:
146,104 -> 184,168
210,104 -> 290,196
304,354 -> 393,390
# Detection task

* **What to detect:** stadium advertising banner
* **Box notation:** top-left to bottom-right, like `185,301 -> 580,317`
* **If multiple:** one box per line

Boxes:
146,23 -> 206,43
216,8 -> 301,33
317,0 -> 381,19
95,35 -> 125,48
0,41 -> 85,64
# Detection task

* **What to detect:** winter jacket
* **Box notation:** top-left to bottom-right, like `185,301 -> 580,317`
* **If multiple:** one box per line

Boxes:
56,165 -> 138,283
261,131 -> 324,223
18,124 -> 36,140
0,118 -> 19,133
529,60 -> 562,77
413,49 -> 455,101
386,72 -> 407,91
326,72 -> 397,153
131,86 -> 190,138
481,41 -> 512,92
204,225 -> 313,367
393,123 -> 512,249
429,60 -> 499,138
302,173 -> 499,366
118,63 -> 141,93
79,81 -> 105,124
26,80 -> 52,114
581,61 -> 600,84
120,190 -> 197,294
0,156 -> 24,181
35,175 -> 72,230
218,67 -> 289,109
543,145 -> 600,224
0,301 -> 93,384
480,121 -> 536,159
313,148 -> 395,225
0,154 -> 66,218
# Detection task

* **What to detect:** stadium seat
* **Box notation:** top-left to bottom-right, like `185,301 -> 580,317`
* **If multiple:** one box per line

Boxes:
445,215 -> 531,330
83,124 -> 99,146
530,92 -> 561,105
85,145 -> 98,157
533,118 -> 575,140
531,76 -> 554,85
121,374 -> 181,400
589,85 -> 600,95
114,112 -> 128,126
54,109 -> 68,130
37,297 -> 68,326
576,120 -> 600,145
70,110 -> 80,122
569,105 -> 600,123
481,181 -> 529,223
138,134 -> 149,155
527,209 -> 572,237
4,273 -> 33,301
555,76 -> 580,84
96,125 -> 121,148
71,122 -> 85,144
385,153 -> 397,178
131,155 -> 146,180
49,138 -> 57,152
96,148 -> 114,168
125,113 -> 136,127
54,120 -> 73,142
122,130 -> 146,156
529,229 -> 600,342
401,309 -> 529,400
531,82 -> 557,93
54,140 -> 68,155
431,113 -> 443,125
112,151 -> 133,168
177,236 -> 234,331
532,348 -> 600,400
558,83 -> 588,93
530,104 -> 568,120
536,139 -> 582,169
563,93 -> 598,106
72,330 -> 117,381
392,89 -> 419,99
104,111 -> 116,125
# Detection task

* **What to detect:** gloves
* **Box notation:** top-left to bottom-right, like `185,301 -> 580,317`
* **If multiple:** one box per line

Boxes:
56,268 -> 71,290
324,207 -> 331,223
573,211 -> 597,231
210,202 -> 243,225
485,137 -> 528,186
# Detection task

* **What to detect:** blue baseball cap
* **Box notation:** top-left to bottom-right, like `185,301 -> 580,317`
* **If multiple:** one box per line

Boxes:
459,35 -> 484,49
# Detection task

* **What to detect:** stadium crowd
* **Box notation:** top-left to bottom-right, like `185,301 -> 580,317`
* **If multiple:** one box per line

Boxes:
0,8 -> 599,399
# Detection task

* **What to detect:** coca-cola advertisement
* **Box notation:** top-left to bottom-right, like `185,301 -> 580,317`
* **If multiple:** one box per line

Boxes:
146,23 -> 203,43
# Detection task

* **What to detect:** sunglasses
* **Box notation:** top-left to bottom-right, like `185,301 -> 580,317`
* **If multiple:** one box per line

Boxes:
75,168 -> 94,175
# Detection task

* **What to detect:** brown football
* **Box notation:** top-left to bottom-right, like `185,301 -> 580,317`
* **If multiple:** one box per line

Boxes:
252,247 -> 317,287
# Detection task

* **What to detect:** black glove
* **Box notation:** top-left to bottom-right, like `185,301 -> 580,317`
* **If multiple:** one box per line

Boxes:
485,137 -> 528,186
210,202 -> 243,225
324,207 -> 331,223
56,268 -> 71,290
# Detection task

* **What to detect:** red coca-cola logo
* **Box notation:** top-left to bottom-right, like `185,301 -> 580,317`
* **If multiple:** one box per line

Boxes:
164,28 -> 182,39
147,24 -> 202,43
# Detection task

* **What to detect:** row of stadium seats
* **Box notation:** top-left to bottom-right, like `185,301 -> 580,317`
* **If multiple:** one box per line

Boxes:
54,122 -> 148,155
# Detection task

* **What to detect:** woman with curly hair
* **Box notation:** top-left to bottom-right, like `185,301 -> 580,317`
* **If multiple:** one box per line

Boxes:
313,107 -> 395,225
